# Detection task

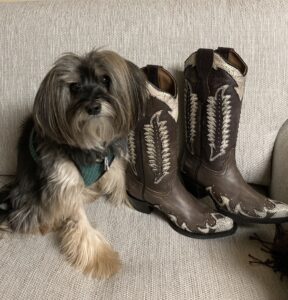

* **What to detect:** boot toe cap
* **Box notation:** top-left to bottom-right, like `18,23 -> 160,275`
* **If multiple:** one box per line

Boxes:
267,199 -> 288,219
197,213 -> 234,234
212,213 -> 235,233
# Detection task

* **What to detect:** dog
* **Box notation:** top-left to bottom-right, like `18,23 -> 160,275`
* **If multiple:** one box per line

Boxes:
0,49 -> 147,278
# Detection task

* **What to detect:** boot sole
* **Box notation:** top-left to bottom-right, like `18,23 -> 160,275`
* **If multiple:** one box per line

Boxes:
127,192 -> 237,239
181,173 -> 288,224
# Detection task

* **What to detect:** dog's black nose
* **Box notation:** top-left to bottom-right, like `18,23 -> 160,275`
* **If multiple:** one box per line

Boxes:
86,103 -> 101,115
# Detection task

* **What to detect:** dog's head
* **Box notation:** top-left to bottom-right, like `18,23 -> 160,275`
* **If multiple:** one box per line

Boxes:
33,49 -> 147,149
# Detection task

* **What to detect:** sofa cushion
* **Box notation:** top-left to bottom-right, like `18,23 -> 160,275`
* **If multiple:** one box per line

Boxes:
0,175 -> 287,299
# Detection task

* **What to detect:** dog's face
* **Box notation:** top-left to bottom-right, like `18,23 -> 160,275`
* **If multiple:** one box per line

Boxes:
33,50 -> 147,149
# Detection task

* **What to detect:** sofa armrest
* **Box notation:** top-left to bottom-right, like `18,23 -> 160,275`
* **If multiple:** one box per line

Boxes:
271,119 -> 288,203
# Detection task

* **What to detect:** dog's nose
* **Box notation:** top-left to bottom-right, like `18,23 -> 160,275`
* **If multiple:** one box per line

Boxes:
86,102 -> 101,115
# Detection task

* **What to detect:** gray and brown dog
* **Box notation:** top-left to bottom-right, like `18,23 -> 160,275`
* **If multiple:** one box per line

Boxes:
0,49 -> 147,278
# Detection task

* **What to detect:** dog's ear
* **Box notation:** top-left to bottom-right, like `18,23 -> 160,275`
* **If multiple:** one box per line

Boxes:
33,54 -> 80,144
33,66 -> 70,143
125,61 -> 148,128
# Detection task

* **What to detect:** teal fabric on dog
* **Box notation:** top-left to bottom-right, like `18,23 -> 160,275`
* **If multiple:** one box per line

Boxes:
29,128 -> 114,186
79,150 -> 114,186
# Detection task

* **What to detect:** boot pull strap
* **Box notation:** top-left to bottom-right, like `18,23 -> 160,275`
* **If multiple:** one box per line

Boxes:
215,47 -> 233,60
215,47 -> 248,75
145,65 -> 160,88
196,49 -> 214,101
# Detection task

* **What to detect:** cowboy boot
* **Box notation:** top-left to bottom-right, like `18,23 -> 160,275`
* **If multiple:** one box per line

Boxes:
181,47 -> 288,224
126,65 -> 236,238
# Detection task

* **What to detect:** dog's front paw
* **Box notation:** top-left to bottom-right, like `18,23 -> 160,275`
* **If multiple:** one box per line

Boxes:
83,242 -> 121,279
59,219 -> 121,279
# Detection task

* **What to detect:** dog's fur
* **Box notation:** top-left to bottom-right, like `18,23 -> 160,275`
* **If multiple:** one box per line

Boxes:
0,50 -> 147,278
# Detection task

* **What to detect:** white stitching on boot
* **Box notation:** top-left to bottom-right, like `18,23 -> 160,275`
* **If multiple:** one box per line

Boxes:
144,110 -> 171,184
128,130 -> 137,176
207,85 -> 232,161
184,80 -> 198,154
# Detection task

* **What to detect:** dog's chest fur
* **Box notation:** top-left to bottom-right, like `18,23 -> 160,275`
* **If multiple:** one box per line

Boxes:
39,134 -> 127,206
50,154 -> 126,203
14,117 -> 127,229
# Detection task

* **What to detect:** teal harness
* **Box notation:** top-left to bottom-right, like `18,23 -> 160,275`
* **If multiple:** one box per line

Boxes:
29,129 -> 114,186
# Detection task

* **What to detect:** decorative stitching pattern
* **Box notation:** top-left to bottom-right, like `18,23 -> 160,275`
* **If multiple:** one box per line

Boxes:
207,85 -> 232,161
128,130 -> 137,176
207,186 -> 288,219
184,80 -> 198,154
168,211 -> 232,234
168,213 -> 192,232
197,213 -> 233,234
144,110 -> 171,184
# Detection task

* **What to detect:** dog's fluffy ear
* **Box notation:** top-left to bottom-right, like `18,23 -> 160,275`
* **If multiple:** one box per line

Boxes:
125,61 -> 148,128
33,54 -> 80,144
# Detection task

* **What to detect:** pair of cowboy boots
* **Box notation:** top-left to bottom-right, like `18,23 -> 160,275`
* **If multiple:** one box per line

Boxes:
126,47 -> 288,238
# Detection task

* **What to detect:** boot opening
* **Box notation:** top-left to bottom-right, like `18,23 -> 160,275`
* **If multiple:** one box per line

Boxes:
216,48 -> 248,75
142,65 -> 177,97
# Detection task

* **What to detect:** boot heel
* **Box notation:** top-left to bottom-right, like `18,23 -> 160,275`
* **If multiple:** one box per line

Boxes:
128,193 -> 153,214
181,173 -> 208,198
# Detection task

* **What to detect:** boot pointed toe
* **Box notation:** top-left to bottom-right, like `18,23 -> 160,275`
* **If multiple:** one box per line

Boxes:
211,213 -> 235,233
267,199 -> 288,220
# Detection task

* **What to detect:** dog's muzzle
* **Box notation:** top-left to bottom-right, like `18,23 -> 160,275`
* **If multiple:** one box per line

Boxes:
86,102 -> 102,115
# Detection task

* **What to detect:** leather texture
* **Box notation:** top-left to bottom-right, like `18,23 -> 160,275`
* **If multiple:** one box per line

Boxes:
126,65 -> 235,236
182,48 -> 288,223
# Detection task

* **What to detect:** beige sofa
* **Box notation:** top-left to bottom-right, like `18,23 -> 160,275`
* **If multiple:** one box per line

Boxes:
0,0 -> 288,299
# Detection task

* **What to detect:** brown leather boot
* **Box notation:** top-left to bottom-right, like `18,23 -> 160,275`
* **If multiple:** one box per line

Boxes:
126,65 -> 236,238
181,47 -> 288,224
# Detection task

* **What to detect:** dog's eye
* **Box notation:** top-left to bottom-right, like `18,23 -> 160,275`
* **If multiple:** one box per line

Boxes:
101,75 -> 110,88
69,83 -> 81,93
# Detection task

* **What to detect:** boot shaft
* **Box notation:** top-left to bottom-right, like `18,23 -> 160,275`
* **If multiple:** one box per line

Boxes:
184,48 -> 247,170
127,66 -> 178,195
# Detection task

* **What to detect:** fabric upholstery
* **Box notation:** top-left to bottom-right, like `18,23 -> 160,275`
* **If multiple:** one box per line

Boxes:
271,119 -> 288,204
1,0 -> 288,185
0,176 -> 287,300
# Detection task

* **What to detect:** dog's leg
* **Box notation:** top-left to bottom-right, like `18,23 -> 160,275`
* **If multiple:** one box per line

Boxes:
58,206 -> 121,279
0,188 -> 42,235
100,158 -> 130,206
